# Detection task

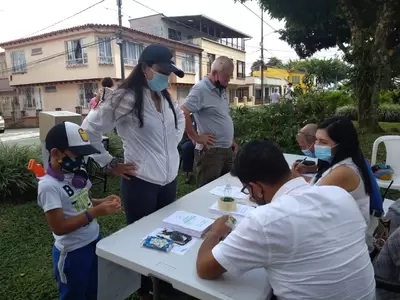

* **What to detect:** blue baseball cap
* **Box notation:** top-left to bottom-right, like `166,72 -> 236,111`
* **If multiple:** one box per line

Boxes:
139,44 -> 185,78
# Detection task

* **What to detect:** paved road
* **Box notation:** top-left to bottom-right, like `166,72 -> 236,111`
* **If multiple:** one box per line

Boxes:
0,128 -> 40,147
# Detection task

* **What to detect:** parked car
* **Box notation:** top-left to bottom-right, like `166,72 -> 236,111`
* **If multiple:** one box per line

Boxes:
0,116 -> 5,133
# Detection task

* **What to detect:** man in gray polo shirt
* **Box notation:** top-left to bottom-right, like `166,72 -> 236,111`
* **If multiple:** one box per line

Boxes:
181,56 -> 237,187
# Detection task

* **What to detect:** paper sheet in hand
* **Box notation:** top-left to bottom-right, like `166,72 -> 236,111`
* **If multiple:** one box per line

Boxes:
209,201 -> 255,218
303,173 -> 316,178
162,211 -> 214,238
209,186 -> 248,200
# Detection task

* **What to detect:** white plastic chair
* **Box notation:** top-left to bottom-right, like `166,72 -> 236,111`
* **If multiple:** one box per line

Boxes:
371,135 -> 400,190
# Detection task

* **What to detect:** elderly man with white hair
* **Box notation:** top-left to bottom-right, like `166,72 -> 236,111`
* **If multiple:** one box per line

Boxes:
181,56 -> 237,187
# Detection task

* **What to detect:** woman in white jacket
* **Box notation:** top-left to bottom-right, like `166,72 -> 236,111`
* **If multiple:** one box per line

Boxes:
82,44 -> 185,300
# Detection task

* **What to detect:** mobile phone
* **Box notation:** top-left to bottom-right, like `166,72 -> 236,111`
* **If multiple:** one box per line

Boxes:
157,230 -> 192,246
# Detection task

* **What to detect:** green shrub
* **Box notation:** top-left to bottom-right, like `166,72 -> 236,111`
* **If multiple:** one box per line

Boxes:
297,91 -> 354,108
379,104 -> 400,122
336,104 -> 400,122
378,90 -> 400,105
0,144 -> 42,202
335,105 -> 357,120
104,131 -> 123,158
232,95 -> 340,154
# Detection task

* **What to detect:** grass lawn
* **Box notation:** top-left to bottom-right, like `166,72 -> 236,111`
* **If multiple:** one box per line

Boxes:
0,122 -> 399,300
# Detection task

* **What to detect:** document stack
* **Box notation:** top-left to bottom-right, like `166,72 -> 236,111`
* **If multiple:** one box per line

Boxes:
162,211 -> 214,238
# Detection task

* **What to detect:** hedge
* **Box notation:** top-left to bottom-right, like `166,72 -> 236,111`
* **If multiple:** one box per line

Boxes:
232,96 -> 339,154
2,90 -> 399,203
0,144 -> 42,202
336,104 -> 400,122
296,91 -> 354,108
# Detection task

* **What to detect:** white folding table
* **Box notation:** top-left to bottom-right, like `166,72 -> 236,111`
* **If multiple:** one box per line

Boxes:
96,153 -> 307,300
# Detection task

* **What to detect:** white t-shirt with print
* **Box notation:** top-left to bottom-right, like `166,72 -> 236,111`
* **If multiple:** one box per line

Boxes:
37,174 -> 100,252
212,177 -> 375,300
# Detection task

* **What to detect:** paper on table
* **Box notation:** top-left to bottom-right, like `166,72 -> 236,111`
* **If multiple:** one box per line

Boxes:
142,228 -> 199,255
162,210 -> 214,238
209,201 -> 256,218
209,185 -> 248,200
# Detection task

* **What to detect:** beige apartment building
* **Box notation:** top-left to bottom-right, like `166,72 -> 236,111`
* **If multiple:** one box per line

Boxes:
0,53 -> 16,120
129,14 -> 252,104
0,24 -> 202,120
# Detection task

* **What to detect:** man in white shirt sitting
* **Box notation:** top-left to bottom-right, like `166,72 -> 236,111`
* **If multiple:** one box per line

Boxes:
196,140 -> 376,300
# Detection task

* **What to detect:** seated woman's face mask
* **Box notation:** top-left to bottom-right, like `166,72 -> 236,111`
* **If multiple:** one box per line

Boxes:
314,144 -> 338,162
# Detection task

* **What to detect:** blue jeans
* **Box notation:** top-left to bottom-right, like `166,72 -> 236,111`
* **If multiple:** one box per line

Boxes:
120,176 -> 177,295
181,140 -> 195,172
52,237 -> 100,300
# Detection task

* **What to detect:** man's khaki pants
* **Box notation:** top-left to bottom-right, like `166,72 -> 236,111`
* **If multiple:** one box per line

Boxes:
194,147 -> 233,188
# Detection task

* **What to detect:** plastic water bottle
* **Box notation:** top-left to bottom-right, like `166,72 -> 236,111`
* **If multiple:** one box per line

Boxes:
224,184 -> 232,199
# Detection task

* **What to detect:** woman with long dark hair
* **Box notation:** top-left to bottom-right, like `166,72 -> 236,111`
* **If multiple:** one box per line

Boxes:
89,77 -> 114,110
311,116 -> 373,223
82,44 -> 185,300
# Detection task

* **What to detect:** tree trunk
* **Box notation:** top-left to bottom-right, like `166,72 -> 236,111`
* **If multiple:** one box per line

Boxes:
339,0 -> 396,132
356,78 -> 381,131
353,49 -> 383,132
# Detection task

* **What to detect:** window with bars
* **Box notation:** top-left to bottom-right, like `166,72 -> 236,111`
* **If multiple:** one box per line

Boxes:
31,48 -> 43,56
292,76 -> 300,83
228,88 -> 236,103
0,58 -> 6,77
123,42 -> 144,66
18,87 -> 36,109
236,87 -> 249,101
230,58 -> 234,78
45,86 -> 57,93
0,96 -> 13,113
168,28 -> 182,41
237,61 -> 245,79
182,54 -> 195,73
98,37 -> 113,65
206,53 -> 215,74
65,39 -> 88,66
11,51 -> 27,73
78,83 -> 98,108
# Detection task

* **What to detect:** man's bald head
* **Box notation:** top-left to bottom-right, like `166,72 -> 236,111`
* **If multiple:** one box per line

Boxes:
297,123 -> 317,151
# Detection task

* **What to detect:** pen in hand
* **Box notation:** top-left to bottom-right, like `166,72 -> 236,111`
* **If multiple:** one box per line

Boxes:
300,157 -> 307,165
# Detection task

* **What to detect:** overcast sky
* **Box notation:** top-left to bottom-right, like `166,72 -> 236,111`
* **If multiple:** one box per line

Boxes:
0,0 -> 340,72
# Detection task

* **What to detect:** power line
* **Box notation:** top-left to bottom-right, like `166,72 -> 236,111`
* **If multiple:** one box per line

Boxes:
23,0 -> 105,38
105,7 -> 132,19
239,2 -> 278,32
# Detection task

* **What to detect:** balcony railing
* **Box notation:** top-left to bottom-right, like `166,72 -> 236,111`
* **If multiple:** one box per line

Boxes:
98,56 -> 113,65
66,58 -> 88,67
217,38 -> 246,51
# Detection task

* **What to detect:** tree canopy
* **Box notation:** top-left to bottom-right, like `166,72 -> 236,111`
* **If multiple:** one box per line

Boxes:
284,58 -> 351,85
251,56 -> 350,85
238,0 -> 400,59
238,0 -> 400,131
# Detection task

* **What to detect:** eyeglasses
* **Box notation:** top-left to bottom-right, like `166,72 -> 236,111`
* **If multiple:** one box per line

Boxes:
241,186 -> 250,195
297,132 -> 315,138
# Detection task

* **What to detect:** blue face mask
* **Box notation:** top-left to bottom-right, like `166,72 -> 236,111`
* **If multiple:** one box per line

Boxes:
314,145 -> 333,162
302,149 -> 315,158
147,69 -> 170,92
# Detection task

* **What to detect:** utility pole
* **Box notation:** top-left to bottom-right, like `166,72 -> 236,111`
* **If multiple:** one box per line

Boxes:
117,0 -> 125,81
260,5 -> 265,104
